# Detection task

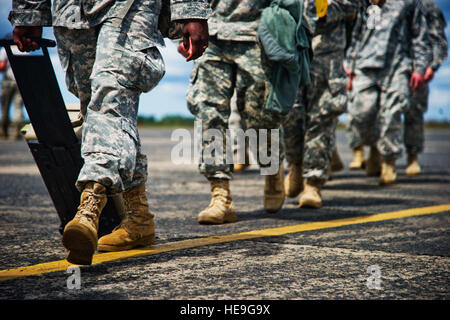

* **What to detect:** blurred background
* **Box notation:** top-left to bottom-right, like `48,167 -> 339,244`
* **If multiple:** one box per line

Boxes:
0,0 -> 449,125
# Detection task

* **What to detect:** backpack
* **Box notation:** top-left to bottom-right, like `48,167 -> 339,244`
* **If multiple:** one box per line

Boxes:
258,0 -> 312,115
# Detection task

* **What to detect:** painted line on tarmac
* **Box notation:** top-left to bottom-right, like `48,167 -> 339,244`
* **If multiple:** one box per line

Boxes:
1,203 -> 449,282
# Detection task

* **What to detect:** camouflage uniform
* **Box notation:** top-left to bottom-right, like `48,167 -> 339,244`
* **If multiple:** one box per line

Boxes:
0,48 -> 24,137
346,0 -> 432,160
404,0 -> 448,155
187,0 -> 284,180
10,0 -> 211,194
283,0 -> 359,185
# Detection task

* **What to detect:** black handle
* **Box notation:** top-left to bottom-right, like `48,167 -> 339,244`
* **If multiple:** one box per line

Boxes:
0,37 -> 56,48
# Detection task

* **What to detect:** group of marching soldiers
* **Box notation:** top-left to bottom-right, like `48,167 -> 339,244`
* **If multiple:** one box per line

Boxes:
8,0 -> 447,265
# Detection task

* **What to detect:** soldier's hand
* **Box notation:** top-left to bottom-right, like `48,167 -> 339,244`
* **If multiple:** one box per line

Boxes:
346,76 -> 354,92
424,67 -> 434,83
344,68 -> 354,91
13,26 -> 43,52
409,72 -> 425,92
180,19 -> 209,62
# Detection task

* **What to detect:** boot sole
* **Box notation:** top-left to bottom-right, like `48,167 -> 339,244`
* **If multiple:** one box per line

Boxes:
264,195 -> 285,213
97,234 -> 156,252
298,195 -> 322,209
62,224 -> 97,265
299,201 -> 322,208
198,211 -> 237,225
379,179 -> 397,185
349,160 -> 366,170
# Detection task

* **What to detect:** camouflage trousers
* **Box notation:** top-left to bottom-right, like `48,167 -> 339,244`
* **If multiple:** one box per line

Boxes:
404,84 -> 429,155
187,38 -> 284,180
53,11 -> 165,194
283,72 -> 347,185
347,68 -> 411,160
1,79 -> 24,132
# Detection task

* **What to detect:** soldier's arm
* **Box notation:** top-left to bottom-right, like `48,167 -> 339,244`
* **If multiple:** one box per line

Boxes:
345,5 -> 365,85
308,0 -> 360,23
8,0 -> 52,27
8,0 -> 51,52
428,3 -> 448,72
409,0 -> 432,76
409,0 -> 433,91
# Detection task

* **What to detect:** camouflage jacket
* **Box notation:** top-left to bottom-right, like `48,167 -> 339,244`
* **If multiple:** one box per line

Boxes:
9,0 -> 211,46
347,0 -> 432,76
302,0 -> 360,85
304,0 -> 360,56
422,0 -> 448,71
207,0 -> 272,42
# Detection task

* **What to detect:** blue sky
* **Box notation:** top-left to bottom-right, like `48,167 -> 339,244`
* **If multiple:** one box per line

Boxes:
0,0 -> 449,121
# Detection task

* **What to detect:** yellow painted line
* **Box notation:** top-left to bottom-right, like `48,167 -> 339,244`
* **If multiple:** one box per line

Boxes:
1,204 -> 449,282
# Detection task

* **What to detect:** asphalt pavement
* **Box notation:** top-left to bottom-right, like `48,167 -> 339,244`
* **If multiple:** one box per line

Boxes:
0,128 -> 449,304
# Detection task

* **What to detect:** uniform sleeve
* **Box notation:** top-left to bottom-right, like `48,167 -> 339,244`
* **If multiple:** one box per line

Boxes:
306,0 -> 360,23
428,3 -> 448,71
8,0 -> 52,26
323,0 -> 360,23
344,5 -> 365,75
305,0 -> 360,37
410,0 -> 433,75
170,0 -> 212,21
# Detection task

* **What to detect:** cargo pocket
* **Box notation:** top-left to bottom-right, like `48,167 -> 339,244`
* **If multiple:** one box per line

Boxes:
186,61 -> 201,115
326,77 -> 348,117
121,118 -> 139,144
116,46 -> 165,93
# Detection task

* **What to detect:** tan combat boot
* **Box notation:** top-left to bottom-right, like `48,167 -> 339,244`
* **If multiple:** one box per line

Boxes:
349,146 -> 364,169
331,149 -> 344,173
284,163 -> 303,198
406,153 -> 421,176
62,182 -> 107,265
264,163 -> 285,213
198,179 -> 236,224
97,184 -> 155,251
365,145 -> 382,176
234,149 -> 250,172
13,127 -> 22,140
298,180 -> 322,208
379,158 -> 397,185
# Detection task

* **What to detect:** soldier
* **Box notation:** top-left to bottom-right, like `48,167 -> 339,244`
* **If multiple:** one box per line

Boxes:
229,94 -> 251,173
345,0 -> 431,185
283,0 -> 360,208
187,0 -> 288,224
0,45 -> 24,140
404,0 -> 448,176
10,0 -> 210,265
